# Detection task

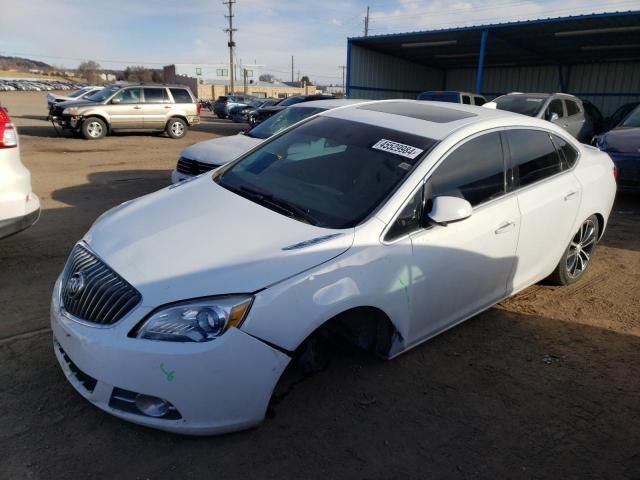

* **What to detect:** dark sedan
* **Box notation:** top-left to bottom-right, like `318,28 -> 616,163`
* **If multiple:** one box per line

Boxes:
252,94 -> 336,125
594,105 -> 640,191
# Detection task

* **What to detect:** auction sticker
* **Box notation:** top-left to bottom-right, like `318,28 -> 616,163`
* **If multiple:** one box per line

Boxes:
372,139 -> 424,160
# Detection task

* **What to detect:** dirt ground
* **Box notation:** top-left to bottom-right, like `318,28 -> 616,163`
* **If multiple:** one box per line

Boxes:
0,91 -> 639,480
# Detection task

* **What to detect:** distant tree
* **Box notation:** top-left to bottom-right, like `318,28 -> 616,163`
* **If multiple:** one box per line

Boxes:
259,73 -> 275,83
300,75 -> 313,86
151,70 -> 162,83
77,60 -> 101,83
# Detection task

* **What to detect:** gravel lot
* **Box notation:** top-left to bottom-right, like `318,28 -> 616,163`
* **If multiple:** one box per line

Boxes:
1,91 -> 639,480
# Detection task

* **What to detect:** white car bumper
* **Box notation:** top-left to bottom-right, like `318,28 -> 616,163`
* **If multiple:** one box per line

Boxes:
0,192 -> 40,239
51,280 -> 290,435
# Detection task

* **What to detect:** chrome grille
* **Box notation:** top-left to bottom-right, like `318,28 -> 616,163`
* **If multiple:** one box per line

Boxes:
176,157 -> 216,176
61,245 -> 141,325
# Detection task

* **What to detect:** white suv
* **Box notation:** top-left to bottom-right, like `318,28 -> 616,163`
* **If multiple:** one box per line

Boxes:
0,106 -> 40,239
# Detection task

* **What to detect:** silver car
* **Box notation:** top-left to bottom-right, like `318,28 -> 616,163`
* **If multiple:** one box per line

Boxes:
49,84 -> 200,140
487,93 -> 594,142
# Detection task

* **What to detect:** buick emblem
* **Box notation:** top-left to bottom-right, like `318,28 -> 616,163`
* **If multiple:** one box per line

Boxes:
66,272 -> 86,298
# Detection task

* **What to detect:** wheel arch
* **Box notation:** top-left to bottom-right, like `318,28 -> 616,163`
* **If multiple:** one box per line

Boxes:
82,114 -> 110,132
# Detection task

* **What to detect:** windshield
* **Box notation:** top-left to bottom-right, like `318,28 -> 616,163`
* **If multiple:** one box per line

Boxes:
621,106 -> 640,128
86,85 -> 121,102
246,106 -> 326,139
493,95 -> 547,116
215,116 -> 437,228
68,88 -> 88,98
278,96 -> 304,107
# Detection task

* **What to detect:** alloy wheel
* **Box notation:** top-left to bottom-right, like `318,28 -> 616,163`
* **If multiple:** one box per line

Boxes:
171,121 -> 185,136
87,121 -> 103,138
566,219 -> 596,278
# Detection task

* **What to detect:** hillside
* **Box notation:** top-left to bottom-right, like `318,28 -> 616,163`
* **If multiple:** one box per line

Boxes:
0,55 -> 53,71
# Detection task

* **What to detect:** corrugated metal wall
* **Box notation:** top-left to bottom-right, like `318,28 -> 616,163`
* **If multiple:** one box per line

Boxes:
348,43 -> 640,117
348,44 -> 443,100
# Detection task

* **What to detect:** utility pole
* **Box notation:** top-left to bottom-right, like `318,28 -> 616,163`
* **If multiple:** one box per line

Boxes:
223,0 -> 237,94
364,6 -> 370,36
291,56 -> 294,83
338,65 -> 346,92
243,68 -> 248,94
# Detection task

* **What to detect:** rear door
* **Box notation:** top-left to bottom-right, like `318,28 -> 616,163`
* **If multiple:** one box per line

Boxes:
506,129 -> 581,291
142,87 -> 171,129
109,87 -> 143,129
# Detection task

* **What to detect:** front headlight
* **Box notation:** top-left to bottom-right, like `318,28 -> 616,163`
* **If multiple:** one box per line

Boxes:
133,295 -> 253,342
63,107 -> 79,115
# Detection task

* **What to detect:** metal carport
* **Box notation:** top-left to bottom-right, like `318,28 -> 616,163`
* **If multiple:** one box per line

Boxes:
346,10 -> 640,115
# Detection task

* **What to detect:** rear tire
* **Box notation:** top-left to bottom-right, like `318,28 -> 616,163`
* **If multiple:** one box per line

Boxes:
550,215 -> 599,285
81,117 -> 107,140
166,117 -> 187,139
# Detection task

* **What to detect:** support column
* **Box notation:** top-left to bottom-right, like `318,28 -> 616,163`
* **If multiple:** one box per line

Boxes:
475,29 -> 489,94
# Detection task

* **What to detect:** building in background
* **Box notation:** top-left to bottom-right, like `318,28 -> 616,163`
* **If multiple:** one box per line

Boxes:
346,10 -> 640,116
163,63 -> 312,99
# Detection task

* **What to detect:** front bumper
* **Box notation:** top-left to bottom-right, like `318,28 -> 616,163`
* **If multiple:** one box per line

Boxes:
51,281 -> 290,435
609,153 -> 640,191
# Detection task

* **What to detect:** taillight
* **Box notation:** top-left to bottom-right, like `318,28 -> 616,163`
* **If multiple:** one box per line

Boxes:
613,166 -> 618,181
0,107 -> 18,149
197,102 -> 201,115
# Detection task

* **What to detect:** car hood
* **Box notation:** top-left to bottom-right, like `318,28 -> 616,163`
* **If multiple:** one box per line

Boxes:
54,99 -> 97,109
180,134 -> 263,166
84,175 -> 354,307
601,127 -> 640,154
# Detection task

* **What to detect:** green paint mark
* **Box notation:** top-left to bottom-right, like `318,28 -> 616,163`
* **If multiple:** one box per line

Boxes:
160,363 -> 175,381
398,278 -> 410,306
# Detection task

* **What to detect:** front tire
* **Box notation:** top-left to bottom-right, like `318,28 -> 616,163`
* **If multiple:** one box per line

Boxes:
166,117 -> 187,139
81,117 -> 107,140
550,215 -> 599,285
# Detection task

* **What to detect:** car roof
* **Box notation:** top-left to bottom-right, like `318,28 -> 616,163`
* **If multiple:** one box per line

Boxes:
320,99 -> 559,140
289,98 -> 369,109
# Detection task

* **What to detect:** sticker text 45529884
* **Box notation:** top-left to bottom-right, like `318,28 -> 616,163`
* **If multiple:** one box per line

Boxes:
372,139 -> 424,160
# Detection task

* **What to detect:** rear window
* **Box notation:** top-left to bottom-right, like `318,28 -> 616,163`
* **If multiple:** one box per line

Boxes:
565,100 -> 580,116
417,92 -> 460,103
507,129 -> 562,187
144,88 -> 169,103
170,88 -> 193,103
493,95 -> 547,117
551,134 -> 579,170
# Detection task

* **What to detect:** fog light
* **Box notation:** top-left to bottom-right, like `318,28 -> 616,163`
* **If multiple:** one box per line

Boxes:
135,394 -> 170,417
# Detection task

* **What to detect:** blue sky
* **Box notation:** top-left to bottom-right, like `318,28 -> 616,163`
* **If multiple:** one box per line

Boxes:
2,0 -> 639,84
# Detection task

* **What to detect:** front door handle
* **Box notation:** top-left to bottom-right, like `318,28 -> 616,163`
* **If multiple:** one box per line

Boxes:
495,221 -> 516,235
564,191 -> 578,201
133,106 -> 142,110
164,106 -> 172,109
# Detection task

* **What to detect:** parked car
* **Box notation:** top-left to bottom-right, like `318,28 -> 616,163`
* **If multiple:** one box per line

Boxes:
583,100 -> 604,137
417,91 -> 486,106
593,104 -> 640,191
212,95 -> 255,119
0,106 -> 40,239
485,92 -> 594,142
171,99 -> 367,183
252,94 -> 336,125
52,100 -> 615,435
47,86 -> 103,109
48,84 -> 200,140
227,97 -> 264,122
601,102 -> 640,133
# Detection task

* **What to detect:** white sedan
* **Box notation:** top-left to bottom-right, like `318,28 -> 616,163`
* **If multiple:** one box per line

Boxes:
51,100 -> 616,435
0,106 -> 40,239
47,86 -> 103,109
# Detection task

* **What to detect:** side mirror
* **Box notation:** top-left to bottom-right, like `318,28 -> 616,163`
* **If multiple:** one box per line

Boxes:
427,196 -> 472,225
548,112 -> 559,122
111,97 -> 121,104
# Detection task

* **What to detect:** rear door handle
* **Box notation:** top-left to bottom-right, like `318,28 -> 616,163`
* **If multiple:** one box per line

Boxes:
133,106 -> 142,110
164,106 -> 172,109
564,191 -> 578,201
495,221 -> 516,235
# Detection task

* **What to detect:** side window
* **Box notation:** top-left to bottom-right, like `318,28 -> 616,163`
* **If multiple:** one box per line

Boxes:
565,100 -> 580,116
386,188 -> 423,241
143,88 -> 169,103
461,95 -> 471,105
551,134 -> 579,170
429,132 -> 506,206
169,88 -> 193,103
507,129 -> 562,187
474,96 -> 486,106
545,99 -> 564,120
112,88 -> 141,104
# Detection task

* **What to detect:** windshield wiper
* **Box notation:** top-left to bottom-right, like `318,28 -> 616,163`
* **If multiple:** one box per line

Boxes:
238,185 -> 318,225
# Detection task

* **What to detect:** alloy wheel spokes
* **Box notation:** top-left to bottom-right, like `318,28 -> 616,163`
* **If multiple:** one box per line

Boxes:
566,219 -> 596,278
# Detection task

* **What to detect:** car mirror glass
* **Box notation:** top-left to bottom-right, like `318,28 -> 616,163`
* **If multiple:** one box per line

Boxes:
427,196 -> 473,225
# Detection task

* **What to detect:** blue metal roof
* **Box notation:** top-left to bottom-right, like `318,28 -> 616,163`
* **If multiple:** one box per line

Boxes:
348,10 -> 640,41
